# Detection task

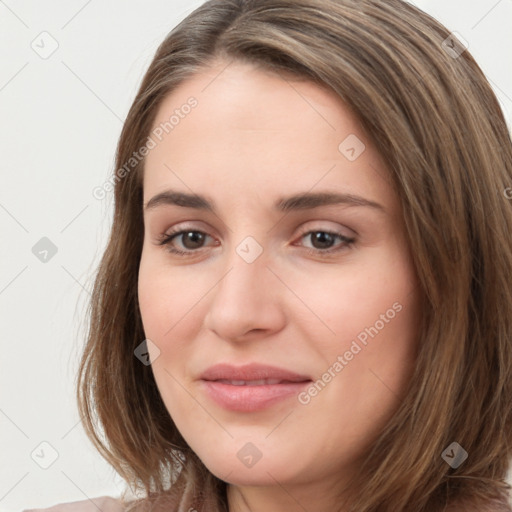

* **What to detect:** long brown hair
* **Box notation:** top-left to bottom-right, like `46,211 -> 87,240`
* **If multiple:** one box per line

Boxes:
77,0 -> 512,510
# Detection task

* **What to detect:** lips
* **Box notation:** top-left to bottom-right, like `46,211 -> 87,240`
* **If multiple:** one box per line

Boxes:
200,363 -> 311,383
199,363 -> 312,412
216,378 -> 283,386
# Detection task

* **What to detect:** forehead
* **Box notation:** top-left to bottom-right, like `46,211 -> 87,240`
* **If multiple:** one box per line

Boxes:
142,60 -> 395,215
147,60 -> 361,148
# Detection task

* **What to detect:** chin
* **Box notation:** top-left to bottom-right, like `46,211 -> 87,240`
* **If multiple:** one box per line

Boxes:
208,461 -> 290,487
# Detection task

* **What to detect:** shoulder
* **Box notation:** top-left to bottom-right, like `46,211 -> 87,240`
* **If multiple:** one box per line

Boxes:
22,496 -> 125,512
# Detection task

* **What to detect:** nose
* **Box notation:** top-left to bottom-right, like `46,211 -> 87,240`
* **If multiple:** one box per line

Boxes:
203,242 -> 286,343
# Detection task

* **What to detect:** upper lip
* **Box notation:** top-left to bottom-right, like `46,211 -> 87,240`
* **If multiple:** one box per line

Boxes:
200,363 -> 312,383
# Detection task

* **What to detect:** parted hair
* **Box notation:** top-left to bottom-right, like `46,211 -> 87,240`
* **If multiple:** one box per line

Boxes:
77,0 -> 512,510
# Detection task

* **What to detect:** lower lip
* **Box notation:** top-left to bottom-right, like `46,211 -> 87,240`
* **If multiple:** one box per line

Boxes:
201,380 -> 311,412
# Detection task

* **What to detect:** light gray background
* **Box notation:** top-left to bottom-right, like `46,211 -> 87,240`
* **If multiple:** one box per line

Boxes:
1,1 -> 511,510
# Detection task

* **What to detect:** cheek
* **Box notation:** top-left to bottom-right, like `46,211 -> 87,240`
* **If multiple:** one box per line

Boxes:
137,253 -> 214,417
137,258 -> 203,425
288,252 -> 417,349
137,253 -> 205,343
292,246 -> 420,405
138,264 -> 170,342
292,269 -> 420,456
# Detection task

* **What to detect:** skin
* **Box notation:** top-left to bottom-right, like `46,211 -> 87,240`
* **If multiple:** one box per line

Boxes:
138,59 -> 422,512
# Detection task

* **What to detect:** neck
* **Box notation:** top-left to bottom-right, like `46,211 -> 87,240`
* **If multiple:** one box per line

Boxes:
226,475 -> 353,512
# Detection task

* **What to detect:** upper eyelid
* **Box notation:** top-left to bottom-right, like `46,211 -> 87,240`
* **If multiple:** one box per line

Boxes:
164,219 -> 353,236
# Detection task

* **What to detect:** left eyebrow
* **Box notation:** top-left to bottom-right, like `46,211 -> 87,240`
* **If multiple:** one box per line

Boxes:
275,191 -> 385,213
143,189 -> 385,214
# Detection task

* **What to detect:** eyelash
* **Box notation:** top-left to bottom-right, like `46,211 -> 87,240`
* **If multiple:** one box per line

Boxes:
157,226 -> 356,258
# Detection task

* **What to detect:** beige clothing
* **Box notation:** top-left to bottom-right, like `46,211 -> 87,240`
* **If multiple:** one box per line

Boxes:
22,496 -> 125,512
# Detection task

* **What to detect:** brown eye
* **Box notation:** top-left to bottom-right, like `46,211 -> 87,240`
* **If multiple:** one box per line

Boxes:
176,231 -> 207,250
298,230 -> 356,258
158,229 -> 214,255
308,231 -> 337,250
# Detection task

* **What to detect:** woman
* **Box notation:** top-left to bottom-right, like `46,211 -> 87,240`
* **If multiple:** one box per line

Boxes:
26,0 -> 512,510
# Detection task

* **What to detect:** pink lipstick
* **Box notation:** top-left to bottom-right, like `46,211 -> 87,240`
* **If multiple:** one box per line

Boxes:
199,363 -> 312,412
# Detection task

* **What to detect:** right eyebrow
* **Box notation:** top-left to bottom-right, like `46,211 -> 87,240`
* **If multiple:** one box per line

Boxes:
144,190 -> 214,212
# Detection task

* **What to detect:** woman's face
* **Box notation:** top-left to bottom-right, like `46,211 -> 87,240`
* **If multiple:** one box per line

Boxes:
138,59 -> 421,499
